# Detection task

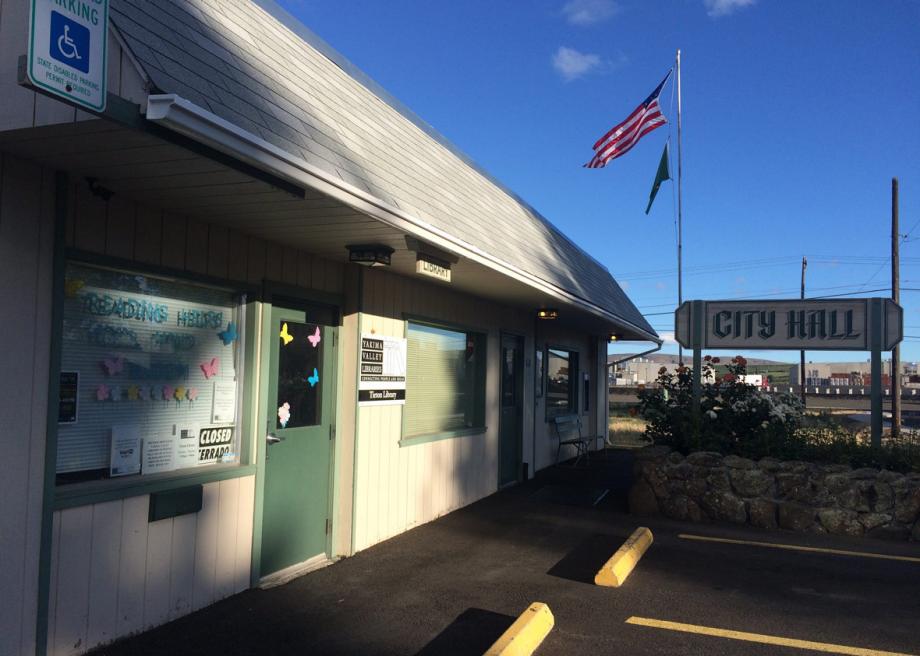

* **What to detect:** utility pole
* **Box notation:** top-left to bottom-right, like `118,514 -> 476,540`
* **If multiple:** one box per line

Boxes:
892,178 -> 901,437
800,256 -> 807,408
676,48 -> 684,366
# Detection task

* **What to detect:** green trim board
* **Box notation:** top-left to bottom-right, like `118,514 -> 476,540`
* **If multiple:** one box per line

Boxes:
398,426 -> 487,448
250,301 -> 270,587
54,464 -> 256,510
349,310 -> 364,557
401,312 -> 491,336
261,279 -> 344,316
148,485 -> 203,522
328,309 -> 347,557
36,172 -> 69,656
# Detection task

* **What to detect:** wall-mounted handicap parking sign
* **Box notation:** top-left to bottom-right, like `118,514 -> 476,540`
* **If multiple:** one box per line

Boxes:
28,0 -> 108,112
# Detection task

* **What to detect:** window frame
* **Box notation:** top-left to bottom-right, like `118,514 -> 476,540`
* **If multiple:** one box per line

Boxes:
51,252 -> 260,509
399,316 -> 488,446
544,345 -> 579,420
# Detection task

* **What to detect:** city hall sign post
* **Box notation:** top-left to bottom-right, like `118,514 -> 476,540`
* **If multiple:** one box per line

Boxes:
675,298 -> 903,446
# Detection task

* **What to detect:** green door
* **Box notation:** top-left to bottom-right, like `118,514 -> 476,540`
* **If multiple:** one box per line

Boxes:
260,305 -> 336,576
499,333 -> 524,486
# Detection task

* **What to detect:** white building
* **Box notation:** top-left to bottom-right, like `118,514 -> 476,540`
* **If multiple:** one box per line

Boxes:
0,2 -> 658,655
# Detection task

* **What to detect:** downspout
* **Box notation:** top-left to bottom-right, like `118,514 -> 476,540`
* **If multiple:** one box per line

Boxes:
606,342 -> 663,369
531,313 -> 538,479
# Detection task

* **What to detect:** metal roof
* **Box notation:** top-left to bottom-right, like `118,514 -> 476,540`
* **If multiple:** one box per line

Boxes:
108,0 -> 656,338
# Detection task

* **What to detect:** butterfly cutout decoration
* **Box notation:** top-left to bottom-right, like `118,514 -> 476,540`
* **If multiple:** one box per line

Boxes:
162,385 -> 174,401
96,384 -> 110,401
127,385 -> 140,401
64,279 -> 85,298
218,322 -> 238,346
137,386 -> 151,401
277,402 -> 291,428
307,326 -> 321,348
187,388 -> 199,402
308,368 -> 320,388
101,356 -> 124,376
174,386 -> 186,404
109,386 -> 122,402
280,322 -> 294,345
200,357 -> 220,380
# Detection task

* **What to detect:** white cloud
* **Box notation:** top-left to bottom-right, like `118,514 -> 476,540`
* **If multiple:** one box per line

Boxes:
562,0 -> 620,26
704,0 -> 756,17
657,330 -> 677,345
553,46 -> 602,81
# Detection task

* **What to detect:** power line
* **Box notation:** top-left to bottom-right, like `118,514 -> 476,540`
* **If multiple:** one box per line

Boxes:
616,255 -> 920,282
638,280 -> 898,308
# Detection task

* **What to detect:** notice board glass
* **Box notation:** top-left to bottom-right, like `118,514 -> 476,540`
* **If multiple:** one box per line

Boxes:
56,262 -> 244,483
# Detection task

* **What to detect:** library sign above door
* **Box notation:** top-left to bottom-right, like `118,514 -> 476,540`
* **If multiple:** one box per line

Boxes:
675,299 -> 903,351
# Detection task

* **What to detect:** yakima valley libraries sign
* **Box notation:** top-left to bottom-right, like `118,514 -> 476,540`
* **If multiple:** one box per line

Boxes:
675,299 -> 902,351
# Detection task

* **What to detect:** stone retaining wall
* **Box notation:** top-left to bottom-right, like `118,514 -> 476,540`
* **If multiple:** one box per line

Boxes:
629,446 -> 920,541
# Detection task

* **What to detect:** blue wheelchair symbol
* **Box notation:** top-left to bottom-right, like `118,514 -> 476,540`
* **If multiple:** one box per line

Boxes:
50,11 -> 90,74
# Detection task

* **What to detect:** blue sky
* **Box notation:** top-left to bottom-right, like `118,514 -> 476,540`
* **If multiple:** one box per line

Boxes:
276,0 -> 920,363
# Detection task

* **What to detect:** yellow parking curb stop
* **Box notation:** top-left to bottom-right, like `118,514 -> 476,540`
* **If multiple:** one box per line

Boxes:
484,602 -> 555,656
595,526 -> 654,587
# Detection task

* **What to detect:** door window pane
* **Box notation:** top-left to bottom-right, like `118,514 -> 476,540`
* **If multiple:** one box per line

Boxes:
502,347 -> 516,407
276,321 -> 323,429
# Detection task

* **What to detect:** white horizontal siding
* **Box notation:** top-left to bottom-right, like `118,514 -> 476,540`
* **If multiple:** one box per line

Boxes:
46,476 -> 255,656
351,269 -> 530,553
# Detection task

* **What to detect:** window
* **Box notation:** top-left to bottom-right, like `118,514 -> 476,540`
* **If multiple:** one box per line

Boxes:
275,320 -> 323,429
534,348 -> 544,398
546,347 -> 578,418
404,322 -> 486,438
56,263 -> 244,484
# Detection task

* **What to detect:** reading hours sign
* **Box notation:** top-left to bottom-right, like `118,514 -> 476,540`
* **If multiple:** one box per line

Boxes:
358,334 -> 407,406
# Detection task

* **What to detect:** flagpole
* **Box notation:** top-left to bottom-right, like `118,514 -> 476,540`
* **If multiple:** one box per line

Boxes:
676,48 -> 684,365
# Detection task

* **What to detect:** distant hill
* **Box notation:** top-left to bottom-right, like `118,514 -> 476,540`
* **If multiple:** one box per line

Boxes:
608,353 -> 785,366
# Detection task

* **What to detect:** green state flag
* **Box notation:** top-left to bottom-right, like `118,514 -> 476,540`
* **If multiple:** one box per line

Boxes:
645,142 -> 671,215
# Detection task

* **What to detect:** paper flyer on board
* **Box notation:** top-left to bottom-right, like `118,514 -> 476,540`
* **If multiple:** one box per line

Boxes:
110,425 -> 141,477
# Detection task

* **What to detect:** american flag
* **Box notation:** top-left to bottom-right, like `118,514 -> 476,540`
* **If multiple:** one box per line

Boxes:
585,71 -> 671,169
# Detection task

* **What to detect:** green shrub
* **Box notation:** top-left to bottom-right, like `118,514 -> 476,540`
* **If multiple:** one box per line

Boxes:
639,356 -> 804,458
637,356 -> 920,472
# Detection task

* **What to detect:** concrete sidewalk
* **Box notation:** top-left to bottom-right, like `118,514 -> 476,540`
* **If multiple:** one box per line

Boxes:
90,451 -> 920,656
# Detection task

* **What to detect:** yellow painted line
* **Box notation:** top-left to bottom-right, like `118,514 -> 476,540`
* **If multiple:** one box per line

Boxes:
625,617 -> 916,656
484,602 -> 554,656
595,527 -> 654,587
678,533 -> 920,564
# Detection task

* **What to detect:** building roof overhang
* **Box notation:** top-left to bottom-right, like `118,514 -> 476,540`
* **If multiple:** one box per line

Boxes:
144,93 -> 660,343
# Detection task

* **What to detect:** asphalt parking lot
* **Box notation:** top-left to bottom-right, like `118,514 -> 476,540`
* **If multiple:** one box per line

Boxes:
92,452 -> 920,656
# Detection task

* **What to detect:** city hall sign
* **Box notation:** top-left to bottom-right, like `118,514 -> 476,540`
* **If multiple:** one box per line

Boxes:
675,299 -> 902,351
